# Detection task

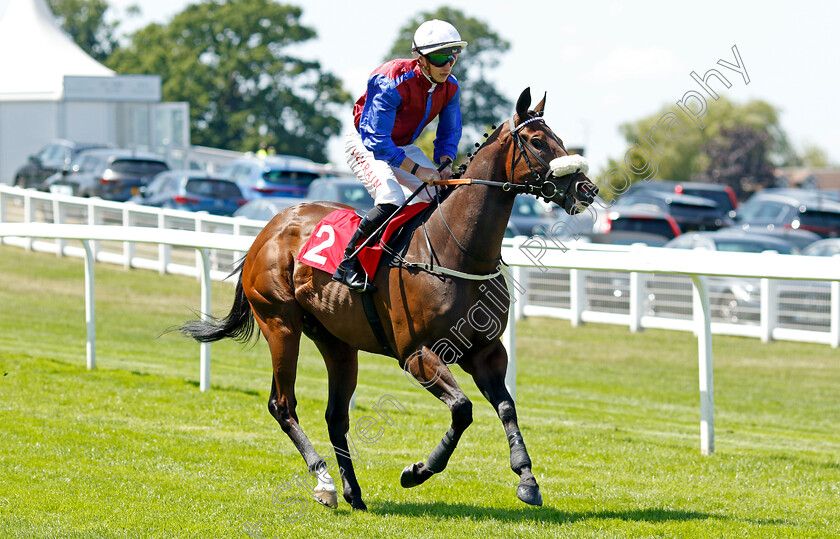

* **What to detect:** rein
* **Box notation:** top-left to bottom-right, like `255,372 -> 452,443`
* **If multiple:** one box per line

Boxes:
432,175 -> 570,201
433,114 -> 585,204
388,112 -> 589,280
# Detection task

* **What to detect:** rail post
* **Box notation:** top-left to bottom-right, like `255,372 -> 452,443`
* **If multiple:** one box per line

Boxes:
691,274 -> 714,455
82,239 -> 96,370
198,247 -> 212,392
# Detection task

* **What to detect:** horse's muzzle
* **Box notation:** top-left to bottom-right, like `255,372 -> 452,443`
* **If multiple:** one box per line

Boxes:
548,173 -> 599,215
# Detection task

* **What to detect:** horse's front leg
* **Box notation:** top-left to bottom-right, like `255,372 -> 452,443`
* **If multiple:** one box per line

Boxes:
399,345 -> 473,488
461,339 -> 542,506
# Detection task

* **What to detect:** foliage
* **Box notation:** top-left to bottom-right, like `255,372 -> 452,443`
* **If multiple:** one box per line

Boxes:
799,144 -> 832,167
599,98 -> 798,199
48,0 -> 131,62
106,0 -> 351,161
385,8 -> 512,145
691,125 -> 777,199
2,245 -> 840,537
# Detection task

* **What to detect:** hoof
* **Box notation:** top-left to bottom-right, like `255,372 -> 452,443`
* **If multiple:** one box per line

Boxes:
400,463 -> 419,488
343,488 -> 367,511
516,484 -> 543,506
314,488 -> 338,509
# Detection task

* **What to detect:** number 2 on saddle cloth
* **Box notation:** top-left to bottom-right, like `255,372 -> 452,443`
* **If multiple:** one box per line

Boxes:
297,203 -> 430,279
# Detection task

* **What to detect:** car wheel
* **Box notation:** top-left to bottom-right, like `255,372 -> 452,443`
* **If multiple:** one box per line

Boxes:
715,292 -> 741,324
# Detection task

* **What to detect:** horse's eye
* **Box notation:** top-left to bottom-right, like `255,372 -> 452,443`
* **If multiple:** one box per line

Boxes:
531,138 -> 542,148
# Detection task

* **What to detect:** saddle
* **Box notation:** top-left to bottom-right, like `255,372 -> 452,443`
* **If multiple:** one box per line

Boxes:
297,202 -> 434,281
297,198 -> 444,358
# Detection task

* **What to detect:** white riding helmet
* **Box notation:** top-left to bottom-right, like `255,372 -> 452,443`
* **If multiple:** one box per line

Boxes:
412,19 -> 468,56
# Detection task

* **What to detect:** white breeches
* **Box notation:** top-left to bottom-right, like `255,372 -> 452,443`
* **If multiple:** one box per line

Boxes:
344,132 -> 436,206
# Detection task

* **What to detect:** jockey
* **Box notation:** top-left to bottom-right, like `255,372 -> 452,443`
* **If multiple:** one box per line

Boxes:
334,19 -> 467,292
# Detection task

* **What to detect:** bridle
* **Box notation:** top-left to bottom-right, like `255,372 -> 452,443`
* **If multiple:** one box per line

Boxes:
386,112 -> 598,274
437,112 -> 589,206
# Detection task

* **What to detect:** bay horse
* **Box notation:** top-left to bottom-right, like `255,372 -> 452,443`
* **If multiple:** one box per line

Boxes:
180,88 -> 597,511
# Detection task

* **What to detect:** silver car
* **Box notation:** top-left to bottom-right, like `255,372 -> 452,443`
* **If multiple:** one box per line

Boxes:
218,155 -> 322,200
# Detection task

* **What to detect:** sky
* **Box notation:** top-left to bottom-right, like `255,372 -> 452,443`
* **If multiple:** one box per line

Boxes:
2,0 -> 839,176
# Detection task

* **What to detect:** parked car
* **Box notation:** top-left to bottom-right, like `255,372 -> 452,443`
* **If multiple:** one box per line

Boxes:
305,176 -> 374,211
664,230 -> 800,254
622,180 -> 739,217
733,191 -> 840,238
648,231 -> 801,323
592,206 -> 682,240
14,140 -> 112,188
233,197 -> 301,221
586,231 -> 670,247
614,190 -> 731,231
771,236 -> 840,329
41,149 -> 169,201
801,238 -> 840,257
757,187 -> 840,203
508,195 -> 560,236
718,225 -> 821,251
128,170 -> 246,216
219,155 -> 322,200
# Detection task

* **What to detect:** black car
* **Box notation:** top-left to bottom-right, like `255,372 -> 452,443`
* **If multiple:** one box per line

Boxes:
622,180 -> 740,217
129,170 -> 246,216
41,149 -> 169,202
14,140 -> 112,189
733,191 -> 840,238
614,190 -> 732,231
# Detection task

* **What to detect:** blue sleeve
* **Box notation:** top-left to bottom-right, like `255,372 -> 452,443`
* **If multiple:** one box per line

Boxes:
434,82 -> 462,165
358,74 -> 406,168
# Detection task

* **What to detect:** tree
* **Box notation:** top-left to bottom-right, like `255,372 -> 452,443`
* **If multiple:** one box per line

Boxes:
106,0 -> 351,162
48,0 -> 130,63
691,125 -> 776,199
799,144 -> 831,168
385,8 -> 512,144
599,97 -> 798,200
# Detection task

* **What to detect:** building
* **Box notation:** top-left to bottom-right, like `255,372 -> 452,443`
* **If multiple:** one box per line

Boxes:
774,167 -> 840,191
0,0 -> 189,183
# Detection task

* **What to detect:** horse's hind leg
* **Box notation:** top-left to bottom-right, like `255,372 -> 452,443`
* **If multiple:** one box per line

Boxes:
399,346 -> 473,489
261,311 -> 338,509
305,323 -> 367,510
461,339 -> 542,506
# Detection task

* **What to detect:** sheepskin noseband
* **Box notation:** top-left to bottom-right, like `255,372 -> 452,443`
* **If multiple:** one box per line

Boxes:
549,154 -> 589,178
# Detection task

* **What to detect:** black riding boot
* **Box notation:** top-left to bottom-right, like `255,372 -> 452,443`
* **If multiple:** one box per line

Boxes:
333,204 -> 397,293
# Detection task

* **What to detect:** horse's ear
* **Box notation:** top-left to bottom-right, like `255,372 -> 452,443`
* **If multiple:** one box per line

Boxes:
534,92 -> 546,115
515,88 -> 532,119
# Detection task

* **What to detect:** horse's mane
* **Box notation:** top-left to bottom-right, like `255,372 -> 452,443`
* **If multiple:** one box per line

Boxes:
453,124 -> 503,179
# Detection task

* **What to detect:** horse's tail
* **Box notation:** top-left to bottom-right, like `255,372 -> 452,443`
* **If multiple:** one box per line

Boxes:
179,260 -> 255,344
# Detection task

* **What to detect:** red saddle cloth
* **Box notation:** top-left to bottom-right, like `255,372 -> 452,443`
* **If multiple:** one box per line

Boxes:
297,203 -> 429,279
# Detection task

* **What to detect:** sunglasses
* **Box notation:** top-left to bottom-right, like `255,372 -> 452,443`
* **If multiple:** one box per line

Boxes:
425,53 -> 458,67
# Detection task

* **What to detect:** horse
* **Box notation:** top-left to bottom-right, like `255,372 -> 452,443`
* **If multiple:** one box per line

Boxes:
180,87 -> 598,511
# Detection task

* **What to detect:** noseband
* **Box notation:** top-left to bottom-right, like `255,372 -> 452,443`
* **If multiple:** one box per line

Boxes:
506,114 -> 593,206
443,114 -> 591,207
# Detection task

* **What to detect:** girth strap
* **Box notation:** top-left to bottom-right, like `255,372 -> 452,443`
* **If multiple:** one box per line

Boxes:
360,292 -> 397,358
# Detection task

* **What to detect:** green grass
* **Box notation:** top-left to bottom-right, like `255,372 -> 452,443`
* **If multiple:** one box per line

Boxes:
1,244 -> 838,538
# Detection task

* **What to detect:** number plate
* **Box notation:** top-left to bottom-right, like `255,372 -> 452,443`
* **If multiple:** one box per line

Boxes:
49,185 -> 73,196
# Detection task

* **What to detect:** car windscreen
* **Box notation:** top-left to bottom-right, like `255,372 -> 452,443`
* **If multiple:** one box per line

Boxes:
513,197 -> 550,216
681,189 -> 733,211
186,179 -> 242,198
715,240 -> 795,254
799,210 -> 840,230
667,202 -> 718,220
611,217 -> 676,238
263,170 -> 320,186
110,160 -> 169,176
338,186 -> 373,205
